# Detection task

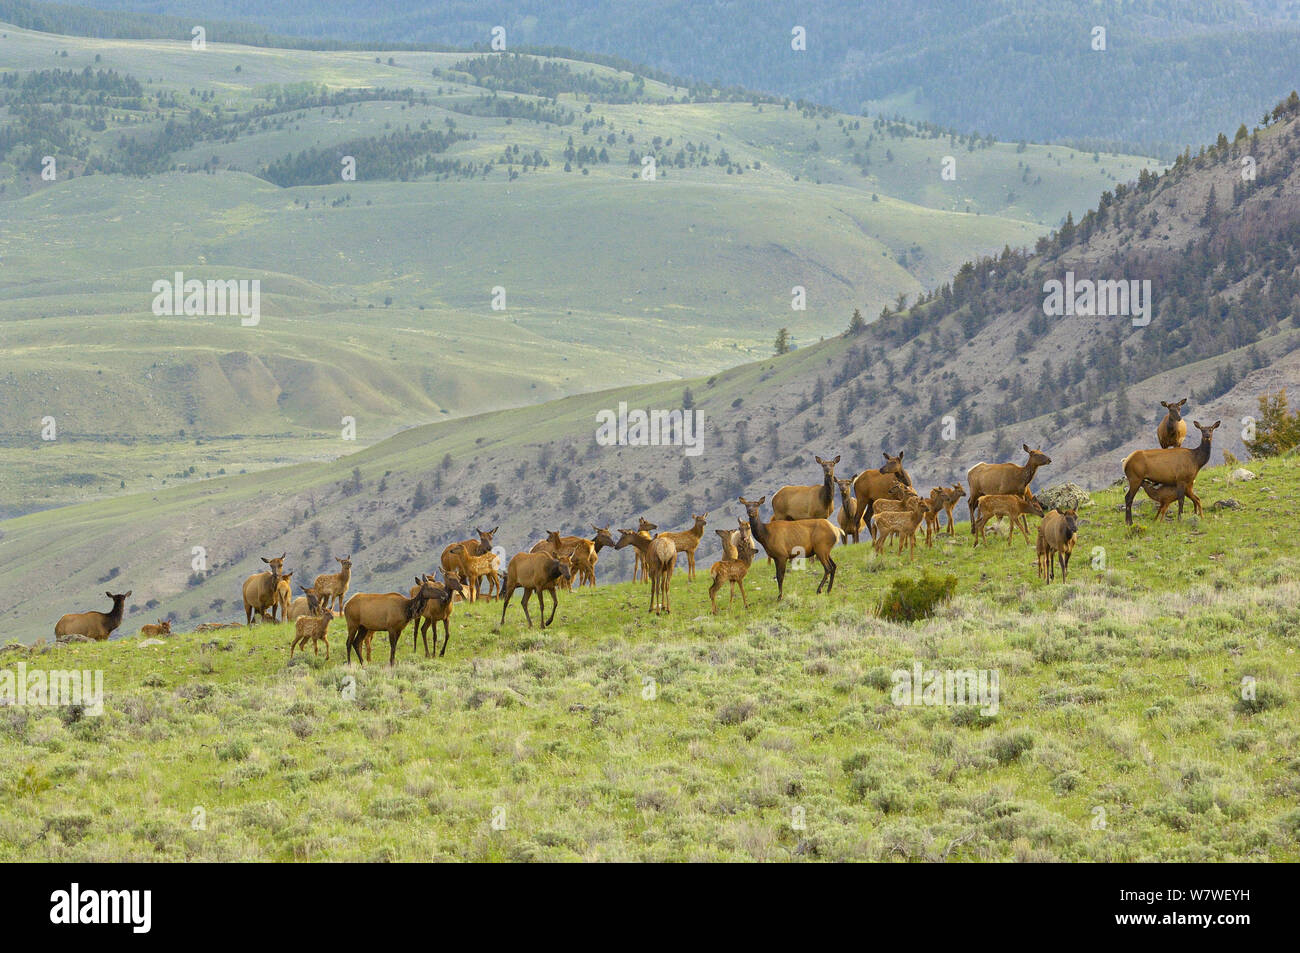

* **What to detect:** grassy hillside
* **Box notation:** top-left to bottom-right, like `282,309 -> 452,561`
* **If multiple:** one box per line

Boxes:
0,22 -> 1159,508
2,460 -> 1297,861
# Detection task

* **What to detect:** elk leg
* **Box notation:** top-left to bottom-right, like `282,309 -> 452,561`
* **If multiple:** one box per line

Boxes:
387,631 -> 399,666
521,589 -> 534,628
500,584 -> 515,624
545,589 -> 559,626
1186,487 -> 1202,517
439,618 -> 450,656
1123,477 -> 1141,525
774,558 -> 787,600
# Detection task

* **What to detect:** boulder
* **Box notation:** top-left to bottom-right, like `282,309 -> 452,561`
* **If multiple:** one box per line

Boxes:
1229,468 -> 1257,482
1036,483 -> 1092,512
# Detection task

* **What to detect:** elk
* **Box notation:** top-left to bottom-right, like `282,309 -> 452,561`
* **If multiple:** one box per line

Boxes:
1036,509 -> 1079,582
967,445 -> 1051,532
871,497 -> 928,561
274,571 -> 295,622
922,489 -> 945,546
55,591 -> 132,641
440,527 -> 497,576
138,619 -> 172,638
852,452 -> 912,539
740,496 -> 840,600
972,494 -> 1046,547
708,529 -> 758,613
834,477 -> 867,544
615,530 -> 677,614
410,572 -> 472,656
1157,398 -> 1188,449
1122,420 -> 1219,525
242,553 -> 287,625
772,455 -> 840,521
530,525 -> 617,588
629,517 -> 657,582
289,587 -> 334,661
1140,479 -> 1188,521
342,579 -> 441,666
939,483 -> 966,535
444,544 -> 502,601
311,556 -> 352,613
500,552 -> 573,627
655,513 -> 709,579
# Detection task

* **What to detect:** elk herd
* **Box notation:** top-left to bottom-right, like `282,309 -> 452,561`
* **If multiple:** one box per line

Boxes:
49,398 -> 1224,660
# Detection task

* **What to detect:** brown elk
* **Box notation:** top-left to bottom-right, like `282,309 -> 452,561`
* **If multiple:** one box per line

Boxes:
740,496 -> 840,600
834,477 -> 867,544
1157,398 -> 1188,448
274,571 -> 295,622
530,525 -> 617,587
714,517 -> 754,561
500,552 -> 573,627
139,619 -> 172,638
410,572 -> 472,656
871,497 -> 928,560
55,591 -> 132,641
1036,509 -> 1079,582
1122,420 -> 1219,524
772,455 -> 840,521
629,517 -> 657,582
615,530 -> 677,614
708,529 -> 757,614
967,445 -> 1051,532
342,578 -> 442,666
972,494 -> 1045,547
1140,479 -> 1188,521
656,513 -> 709,580
939,483 -> 966,535
440,527 -> 497,577
444,544 -> 502,601
852,452 -> 912,539
311,556 -> 352,613
242,553 -> 287,625
290,587 -> 334,661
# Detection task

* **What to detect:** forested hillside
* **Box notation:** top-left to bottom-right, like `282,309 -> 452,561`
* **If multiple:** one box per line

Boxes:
30,0 -> 1300,157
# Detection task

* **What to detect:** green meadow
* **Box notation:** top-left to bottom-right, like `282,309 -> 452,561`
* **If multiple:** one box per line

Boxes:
2,460 -> 1296,861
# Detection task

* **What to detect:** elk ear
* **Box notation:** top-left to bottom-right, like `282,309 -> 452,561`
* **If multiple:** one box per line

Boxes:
833,455 -> 841,464
1179,398 -> 1187,406
107,592 -> 113,599
882,452 -> 889,461
1211,420 -> 1221,430
125,591 -> 132,598
1192,420 -> 1202,429
1022,443 -> 1031,453
261,557 -> 270,564
489,526 -> 499,535
1160,401 -> 1169,409
898,451 -> 904,461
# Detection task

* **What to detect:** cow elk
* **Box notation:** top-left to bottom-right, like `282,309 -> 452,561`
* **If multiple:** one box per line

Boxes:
1037,509 -> 1079,582
852,452 -> 912,539
55,591 -> 132,642
1122,420 -> 1219,524
1157,398 -> 1188,449
967,445 -> 1051,532
740,496 -> 840,600
242,553 -> 287,625
615,530 -> 676,614
342,579 -> 441,666
500,552 -> 573,627
772,455 -> 839,521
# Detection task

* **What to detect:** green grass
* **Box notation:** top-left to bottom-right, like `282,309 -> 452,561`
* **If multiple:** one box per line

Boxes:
2,460 -> 1296,861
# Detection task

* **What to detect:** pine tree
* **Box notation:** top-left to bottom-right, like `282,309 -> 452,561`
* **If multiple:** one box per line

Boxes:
774,327 -> 791,355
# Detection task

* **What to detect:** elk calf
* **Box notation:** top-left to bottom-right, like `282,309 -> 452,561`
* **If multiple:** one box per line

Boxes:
290,587 -> 334,660
972,494 -> 1046,547
708,532 -> 757,614
139,619 -> 172,638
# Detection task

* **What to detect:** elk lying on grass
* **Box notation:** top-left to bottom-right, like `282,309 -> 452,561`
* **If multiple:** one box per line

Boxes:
772,455 -> 839,521
1122,420 -> 1219,524
500,552 -> 573,627
343,579 -> 442,666
242,553 -> 287,625
615,529 -> 677,614
290,587 -> 334,661
311,556 -> 352,613
1140,479 -> 1188,521
410,572 -> 472,656
138,619 -> 172,638
852,452 -> 912,539
656,513 -> 709,580
967,445 -> 1051,532
55,591 -> 132,641
708,528 -> 758,614
740,496 -> 840,600
1037,509 -> 1079,582
872,497 -> 928,561
972,494 -> 1046,547
1157,398 -> 1188,448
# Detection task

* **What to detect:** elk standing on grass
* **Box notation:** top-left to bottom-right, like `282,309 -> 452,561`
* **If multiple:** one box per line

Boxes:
312,556 -> 352,613
1139,479 -> 1188,521
772,455 -> 840,521
708,528 -> 757,614
939,483 -> 966,535
852,452 -> 912,539
740,496 -> 840,600
1036,509 -> 1079,582
410,572 -> 472,656
342,579 -> 442,666
1157,398 -> 1188,448
615,530 -> 677,614
971,494 -> 1046,547
1122,420 -> 1220,525
834,477 -> 868,544
967,445 -> 1051,532
274,571 -> 295,622
242,553 -> 287,625
55,591 -> 132,641
500,552 -> 573,627
871,497 -> 930,561
629,517 -> 657,582
656,513 -> 709,580
290,587 -> 334,661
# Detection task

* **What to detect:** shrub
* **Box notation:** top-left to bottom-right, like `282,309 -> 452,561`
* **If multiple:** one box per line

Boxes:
876,573 -> 957,623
